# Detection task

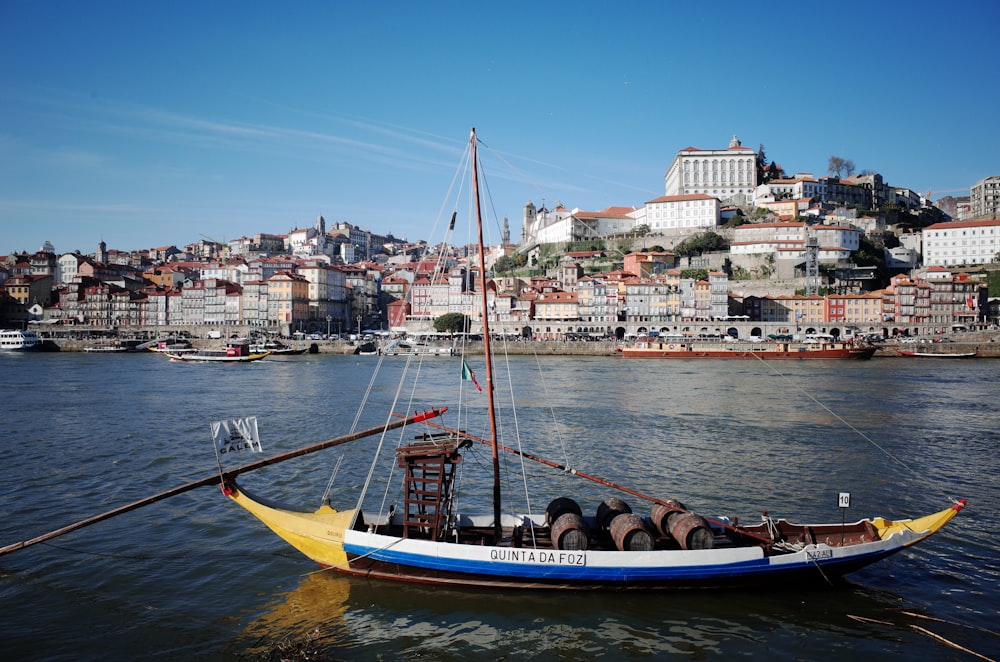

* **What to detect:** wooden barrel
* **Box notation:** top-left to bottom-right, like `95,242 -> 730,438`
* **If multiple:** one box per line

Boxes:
650,500 -> 686,537
667,512 -> 715,550
550,513 -> 589,550
545,497 -> 582,526
609,513 -> 654,551
596,497 -> 632,531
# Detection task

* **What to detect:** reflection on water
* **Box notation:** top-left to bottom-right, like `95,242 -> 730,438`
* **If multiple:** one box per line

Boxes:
1,353 -> 997,660
233,570 -> 982,660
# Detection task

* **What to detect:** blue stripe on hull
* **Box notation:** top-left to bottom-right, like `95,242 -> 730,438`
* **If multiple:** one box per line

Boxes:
342,543 -> 901,589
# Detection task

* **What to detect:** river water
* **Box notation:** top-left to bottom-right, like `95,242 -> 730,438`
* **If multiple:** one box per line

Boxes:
1,352 -> 997,660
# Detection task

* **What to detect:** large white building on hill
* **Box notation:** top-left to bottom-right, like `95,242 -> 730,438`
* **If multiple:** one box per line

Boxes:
663,135 -> 758,206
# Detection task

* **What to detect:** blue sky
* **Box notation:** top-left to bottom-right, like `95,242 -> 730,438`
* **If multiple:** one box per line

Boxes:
2,1 -> 997,255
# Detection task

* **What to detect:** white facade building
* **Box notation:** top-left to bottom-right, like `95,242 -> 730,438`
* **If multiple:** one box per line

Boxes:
631,194 -> 721,231
922,219 -> 1000,266
664,135 -> 758,205
753,175 -> 825,204
731,222 -> 860,261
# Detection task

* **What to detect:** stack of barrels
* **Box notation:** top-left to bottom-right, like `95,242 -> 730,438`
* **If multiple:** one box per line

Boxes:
650,500 -> 715,550
597,497 -> 654,551
545,497 -> 589,550
545,496 -> 716,552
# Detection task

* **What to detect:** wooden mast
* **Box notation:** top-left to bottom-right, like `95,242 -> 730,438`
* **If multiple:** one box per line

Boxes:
470,128 -> 502,543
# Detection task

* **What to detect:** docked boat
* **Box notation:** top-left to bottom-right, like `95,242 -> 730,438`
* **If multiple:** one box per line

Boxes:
164,342 -> 268,363
219,129 -> 964,591
380,339 -> 456,357
620,336 -> 877,360
896,350 -> 978,358
146,338 -> 196,354
0,329 -> 43,351
249,340 -> 306,356
83,343 -> 130,353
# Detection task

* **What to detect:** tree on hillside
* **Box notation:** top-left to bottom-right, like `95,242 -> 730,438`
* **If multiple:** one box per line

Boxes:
672,231 -> 729,257
492,253 -> 526,275
534,243 -> 559,269
828,156 -> 857,178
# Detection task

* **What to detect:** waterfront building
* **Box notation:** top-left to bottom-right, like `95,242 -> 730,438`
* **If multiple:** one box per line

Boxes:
882,274 -> 931,325
296,260 -> 349,328
576,276 -> 613,334
241,280 -> 269,329
921,218 -> 1000,266
409,274 -> 450,323
267,272 -> 309,331
741,294 -> 824,325
824,292 -> 884,326
532,290 -> 578,327
708,271 -> 729,320
623,279 -> 673,325
139,286 -> 175,327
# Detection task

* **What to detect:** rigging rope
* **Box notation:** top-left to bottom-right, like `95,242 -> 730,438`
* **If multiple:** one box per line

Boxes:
748,353 -> 962,506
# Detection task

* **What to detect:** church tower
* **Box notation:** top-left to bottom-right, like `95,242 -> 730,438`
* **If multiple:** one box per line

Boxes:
522,201 -> 536,244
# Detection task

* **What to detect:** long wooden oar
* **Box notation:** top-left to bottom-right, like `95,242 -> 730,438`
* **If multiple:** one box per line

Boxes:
0,408 -> 446,558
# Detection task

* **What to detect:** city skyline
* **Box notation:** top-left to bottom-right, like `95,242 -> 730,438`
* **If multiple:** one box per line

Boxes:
3,1 -> 998,254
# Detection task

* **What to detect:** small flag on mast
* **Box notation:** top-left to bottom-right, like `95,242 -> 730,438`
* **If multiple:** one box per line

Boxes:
211,416 -> 263,455
461,359 -> 482,392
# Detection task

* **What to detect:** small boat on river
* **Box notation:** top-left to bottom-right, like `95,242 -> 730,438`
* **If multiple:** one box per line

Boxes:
380,339 -> 456,357
219,129 -> 964,591
896,350 -> 978,359
83,344 -> 130,353
147,338 -> 196,354
249,340 -> 306,356
164,342 -> 268,363
620,336 -> 876,360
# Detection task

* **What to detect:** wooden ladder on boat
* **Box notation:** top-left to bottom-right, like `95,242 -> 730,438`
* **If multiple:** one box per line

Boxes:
396,440 -> 464,541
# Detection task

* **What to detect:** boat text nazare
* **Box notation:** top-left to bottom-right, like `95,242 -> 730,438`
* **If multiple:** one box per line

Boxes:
0,329 -> 42,351
620,336 -> 876,360
220,129 -> 963,591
